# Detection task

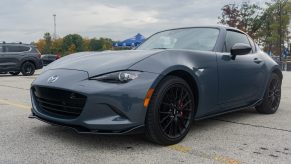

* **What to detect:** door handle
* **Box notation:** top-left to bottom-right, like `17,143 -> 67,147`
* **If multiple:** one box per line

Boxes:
253,58 -> 263,64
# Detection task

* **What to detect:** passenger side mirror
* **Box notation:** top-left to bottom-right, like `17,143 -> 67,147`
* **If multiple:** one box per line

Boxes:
230,43 -> 252,60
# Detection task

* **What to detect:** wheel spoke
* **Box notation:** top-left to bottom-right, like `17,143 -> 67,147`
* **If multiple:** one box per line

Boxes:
160,111 -> 171,115
176,118 -> 180,136
271,79 -> 278,91
162,117 -> 174,132
273,81 -> 279,90
162,102 -> 171,106
179,88 -> 184,100
180,100 -> 191,110
173,119 -> 177,136
175,87 -> 179,101
160,115 -> 170,124
178,117 -> 186,129
181,92 -> 189,103
182,108 -> 192,112
274,91 -> 281,96
176,118 -> 182,135
272,96 -> 280,107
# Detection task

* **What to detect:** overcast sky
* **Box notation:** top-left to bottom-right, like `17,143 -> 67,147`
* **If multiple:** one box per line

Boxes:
0,0 -> 270,43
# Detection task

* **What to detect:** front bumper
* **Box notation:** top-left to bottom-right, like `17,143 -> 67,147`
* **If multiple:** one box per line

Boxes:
30,69 -> 159,134
29,112 -> 145,134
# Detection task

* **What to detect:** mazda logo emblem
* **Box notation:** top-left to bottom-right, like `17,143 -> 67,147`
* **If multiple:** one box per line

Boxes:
47,75 -> 59,83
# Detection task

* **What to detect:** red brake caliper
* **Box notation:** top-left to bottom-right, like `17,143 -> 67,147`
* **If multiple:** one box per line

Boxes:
179,99 -> 183,117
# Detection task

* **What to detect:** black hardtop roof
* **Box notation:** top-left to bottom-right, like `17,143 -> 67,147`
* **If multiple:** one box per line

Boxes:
158,25 -> 247,35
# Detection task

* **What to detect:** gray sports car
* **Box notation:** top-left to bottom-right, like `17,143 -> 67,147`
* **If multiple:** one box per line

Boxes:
29,26 -> 282,145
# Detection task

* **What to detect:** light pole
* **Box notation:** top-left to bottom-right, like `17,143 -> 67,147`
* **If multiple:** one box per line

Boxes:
53,14 -> 57,40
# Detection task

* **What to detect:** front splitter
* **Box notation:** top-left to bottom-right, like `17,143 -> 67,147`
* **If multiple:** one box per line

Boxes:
28,112 -> 145,135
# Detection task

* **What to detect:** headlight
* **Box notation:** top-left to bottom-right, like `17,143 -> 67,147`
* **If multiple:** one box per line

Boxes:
89,71 -> 141,83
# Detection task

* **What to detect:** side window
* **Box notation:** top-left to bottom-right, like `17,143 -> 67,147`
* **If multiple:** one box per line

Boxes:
224,30 -> 251,53
42,55 -> 48,60
30,47 -> 39,53
0,46 -> 3,52
19,46 -> 30,52
49,55 -> 55,60
6,46 -> 30,52
6,46 -> 20,52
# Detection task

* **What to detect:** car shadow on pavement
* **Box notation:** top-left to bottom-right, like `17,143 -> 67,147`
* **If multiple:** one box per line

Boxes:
31,108 -> 259,148
0,75 -> 14,77
0,74 -> 39,77
32,125 -> 159,150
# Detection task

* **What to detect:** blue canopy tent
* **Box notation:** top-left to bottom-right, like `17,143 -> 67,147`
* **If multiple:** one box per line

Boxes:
113,33 -> 145,47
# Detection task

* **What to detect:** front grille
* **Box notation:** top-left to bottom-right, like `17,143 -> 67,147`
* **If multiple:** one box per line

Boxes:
32,86 -> 87,118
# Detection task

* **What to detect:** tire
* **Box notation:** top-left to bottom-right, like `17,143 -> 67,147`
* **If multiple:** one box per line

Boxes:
256,73 -> 282,114
21,62 -> 35,76
145,76 -> 195,145
9,72 -> 20,76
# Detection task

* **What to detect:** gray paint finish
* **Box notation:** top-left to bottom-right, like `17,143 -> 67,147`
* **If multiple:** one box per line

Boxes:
30,26 -> 282,134
44,50 -> 163,77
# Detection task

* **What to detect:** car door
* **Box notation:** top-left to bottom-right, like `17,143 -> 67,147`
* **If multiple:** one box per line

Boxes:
216,30 -> 266,110
3,45 -> 25,70
0,45 -> 12,71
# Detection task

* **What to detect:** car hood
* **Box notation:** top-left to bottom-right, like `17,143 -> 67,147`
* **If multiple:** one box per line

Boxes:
44,50 -> 163,77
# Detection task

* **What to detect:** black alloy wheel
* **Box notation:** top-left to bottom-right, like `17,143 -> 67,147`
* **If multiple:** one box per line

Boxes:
267,77 -> 281,111
145,76 -> 195,145
159,84 -> 193,138
21,62 -> 35,76
256,73 -> 281,114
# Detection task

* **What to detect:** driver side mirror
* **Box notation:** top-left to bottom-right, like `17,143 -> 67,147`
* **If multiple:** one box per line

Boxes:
230,43 -> 252,60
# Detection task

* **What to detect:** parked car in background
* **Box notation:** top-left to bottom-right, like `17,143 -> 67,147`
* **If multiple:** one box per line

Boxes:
0,42 -> 43,76
41,54 -> 61,66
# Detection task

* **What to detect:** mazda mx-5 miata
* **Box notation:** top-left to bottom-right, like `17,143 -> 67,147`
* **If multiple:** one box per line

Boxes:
29,26 -> 282,145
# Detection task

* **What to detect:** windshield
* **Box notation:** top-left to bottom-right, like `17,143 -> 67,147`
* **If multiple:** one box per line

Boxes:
137,28 -> 219,51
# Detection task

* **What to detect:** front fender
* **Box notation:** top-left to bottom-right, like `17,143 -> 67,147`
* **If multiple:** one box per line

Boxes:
19,56 -> 37,66
130,50 -> 219,118
148,65 -> 200,89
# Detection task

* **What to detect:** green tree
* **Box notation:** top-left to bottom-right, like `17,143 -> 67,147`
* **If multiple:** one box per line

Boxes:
218,2 -> 263,39
89,38 -> 102,51
100,38 -> 113,50
67,44 -> 77,54
218,4 -> 240,27
62,34 -> 84,55
51,38 -> 63,55
237,2 -> 263,39
43,32 -> 52,54
35,33 -> 116,55
218,1 -> 291,56
82,37 -> 91,51
259,0 -> 291,55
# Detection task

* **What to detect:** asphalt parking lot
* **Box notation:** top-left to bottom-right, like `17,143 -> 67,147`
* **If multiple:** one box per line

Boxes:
0,70 -> 290,164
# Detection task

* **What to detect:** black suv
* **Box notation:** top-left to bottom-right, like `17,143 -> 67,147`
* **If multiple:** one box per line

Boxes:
0,42 -> 43,76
